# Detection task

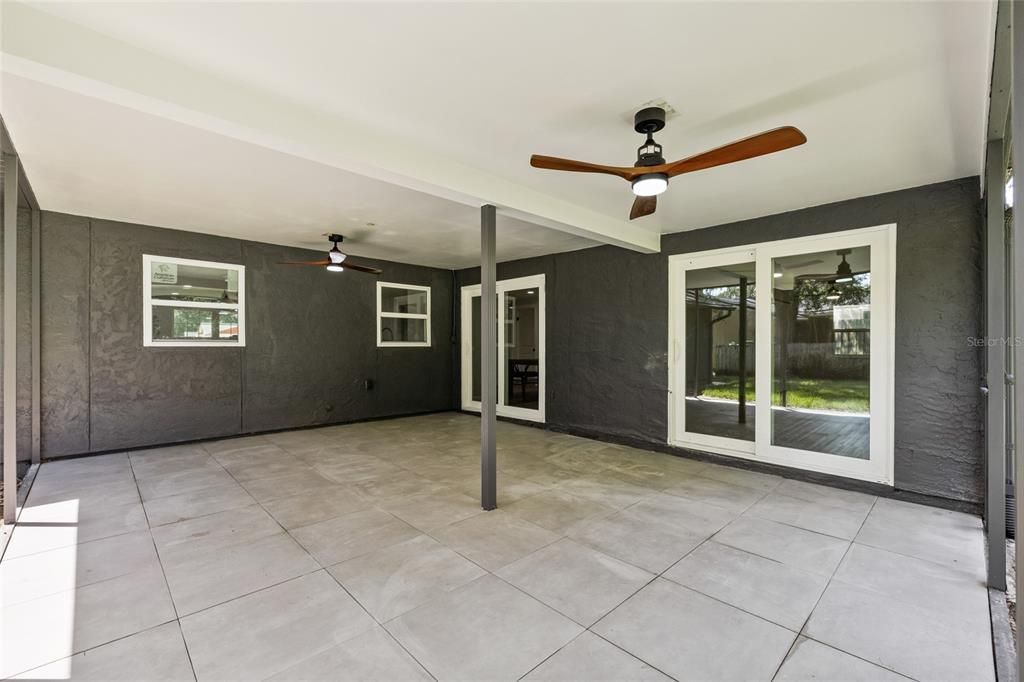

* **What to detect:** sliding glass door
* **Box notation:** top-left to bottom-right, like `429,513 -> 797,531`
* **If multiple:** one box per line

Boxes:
461,275 -> 545,422
670,225 -> 894,484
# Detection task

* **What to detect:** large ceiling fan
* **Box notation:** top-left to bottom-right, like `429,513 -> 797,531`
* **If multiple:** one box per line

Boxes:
277,234 -> 382,275
530,107 -> 806,220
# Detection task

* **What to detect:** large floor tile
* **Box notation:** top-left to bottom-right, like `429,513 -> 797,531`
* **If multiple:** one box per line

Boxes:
556,473 -> 654,510
129,446 -> 221,480
449,472 -> 550,506
262,484 -> 374,530
210,444 -> 297,481
386,575 -> 582,681
27,475 -> 141,509
431,509 -> 561,571
142,480 -> 254,527
775,637 -> 909,682
833,542 -> 989,626
6,499 -> 148,559
627,493 -> 738,536
355,470 -> 451,501
498,538 -> 653,626
1,564 -> 176,678
593,579 -> 795,682
382,489 -> 485,532
12,622 -> 195,681
523,631 -> 671,681
662,475 -> 769,513
855,497 -> 986,578
747,492 -> 870,540
137,467 -> 236,503
774,478 -> 876,513
238,468 -> 340,502
180,571 -> 376,681
804,580 -> 994,682
568,508 -> 708,573
663,541 -> 828,630
713,516 -> 850,576
152,506 -> 318,614
289,508 -> 421,566
329,534 -> 486,622
266,627 -> 432,681
1,530 -> 159,607
503,489 -> 616,535
151,504 -> 279,554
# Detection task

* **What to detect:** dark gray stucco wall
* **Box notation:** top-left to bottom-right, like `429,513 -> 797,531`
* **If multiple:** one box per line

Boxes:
457,177 -> 984,503
39,211 -> 454,457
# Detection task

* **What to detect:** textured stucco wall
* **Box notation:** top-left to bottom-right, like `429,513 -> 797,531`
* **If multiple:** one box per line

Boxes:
39,212 -> 454,457
457,178 -> 984,503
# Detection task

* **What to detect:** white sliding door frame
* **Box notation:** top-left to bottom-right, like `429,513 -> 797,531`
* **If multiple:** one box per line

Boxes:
461,274 -> 546,423
668,224 -> 896,485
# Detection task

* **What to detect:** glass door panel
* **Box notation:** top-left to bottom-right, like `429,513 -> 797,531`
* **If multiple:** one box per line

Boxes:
461,275 -> 545,422
503,288 -> 540,410
470,294 -> 482,403
770,246 -> 871,459
671,226 -> 893,484
683,260 -> 756,443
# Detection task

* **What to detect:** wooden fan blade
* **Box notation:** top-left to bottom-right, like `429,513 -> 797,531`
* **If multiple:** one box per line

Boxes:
630,195 -> 657,220
663,126 -> 806,178
531,155 -> 638,181
277,259 -> 331,266
343,262 -> 383,275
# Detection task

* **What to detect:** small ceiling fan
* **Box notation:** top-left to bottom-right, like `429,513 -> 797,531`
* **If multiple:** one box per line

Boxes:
798,249 -> 857,283
530,107 -> 806,220
277,234 -> 382,275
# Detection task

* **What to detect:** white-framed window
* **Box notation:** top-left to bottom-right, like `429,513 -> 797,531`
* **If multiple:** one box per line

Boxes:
377,282 -> 430,347
143,255 -> 245,347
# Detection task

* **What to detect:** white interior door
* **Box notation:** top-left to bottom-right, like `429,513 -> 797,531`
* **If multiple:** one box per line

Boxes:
669,225 -> 895,484
461,274 -> 546,422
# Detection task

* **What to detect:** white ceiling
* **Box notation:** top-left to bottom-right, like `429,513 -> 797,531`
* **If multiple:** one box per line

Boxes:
0,1 -> 996,269
1,75 -> 597,268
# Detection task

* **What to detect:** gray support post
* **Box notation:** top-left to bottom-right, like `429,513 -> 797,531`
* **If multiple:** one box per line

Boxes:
1012,2 -> 1024,676
3,153 -> 18,524
987,138 -> 1008,590
480,204 -> 497,510
31,208 -> 40,465
738,276 -> 748,424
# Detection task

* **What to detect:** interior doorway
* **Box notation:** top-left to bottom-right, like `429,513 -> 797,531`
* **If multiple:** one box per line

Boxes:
461,274 -> 546,422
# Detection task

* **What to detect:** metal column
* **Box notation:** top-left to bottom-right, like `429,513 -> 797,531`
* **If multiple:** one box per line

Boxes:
480,204 -> 497,510
2,153 -> 18,524
987,138 -> 1008,590
1011,2 -> 1024,677
31,208 -> 40,465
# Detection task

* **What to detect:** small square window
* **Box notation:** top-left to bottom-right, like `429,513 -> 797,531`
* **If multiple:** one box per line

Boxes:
377,282 -> 430,347
143,255 -> 245,347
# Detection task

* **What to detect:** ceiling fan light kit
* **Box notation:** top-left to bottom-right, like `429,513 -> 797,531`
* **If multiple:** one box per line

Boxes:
530,105 -> 807,220
632,173 -> 668,197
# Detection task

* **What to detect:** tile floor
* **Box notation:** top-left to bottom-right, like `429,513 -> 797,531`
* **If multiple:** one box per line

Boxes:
0,413 -> 994,681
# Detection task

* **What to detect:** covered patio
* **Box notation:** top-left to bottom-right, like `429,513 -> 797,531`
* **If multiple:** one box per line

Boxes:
2,414 -> 991,680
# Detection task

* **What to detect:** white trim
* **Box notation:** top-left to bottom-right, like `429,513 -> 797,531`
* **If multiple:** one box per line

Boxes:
667,223 -> 897,486
142,254 -> 245,348
376,281 -> 431,347
460,274 -> 546,423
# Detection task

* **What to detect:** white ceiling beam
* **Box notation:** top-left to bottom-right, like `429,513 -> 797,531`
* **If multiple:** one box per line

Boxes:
0,3 -> 660,253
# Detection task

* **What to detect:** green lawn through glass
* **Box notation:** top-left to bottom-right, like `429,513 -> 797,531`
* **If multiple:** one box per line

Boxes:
699,376 -> 869,413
